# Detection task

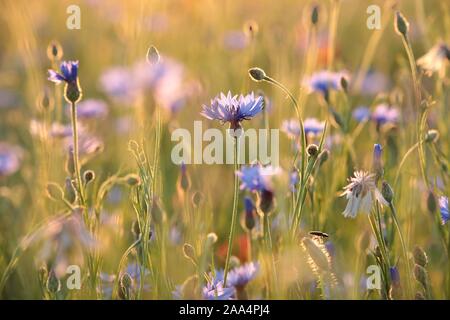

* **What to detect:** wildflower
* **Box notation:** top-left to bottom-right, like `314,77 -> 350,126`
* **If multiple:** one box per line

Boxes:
372,104 -> 400,126
439,196 -> 449,224
281,119 -> 301,139
202,279 -> 235,300
48,60 -> 82,103
99,66 -> 136,103
372,144 -> 383,181
236,164 -> 279,192
227,262 -> 259,289
289,169 -> 299,192
0,143 -> 23,177
70,99 -> 108,119
243,197 -> 256,231
341,171 -> 388,218
390,266 -> 401,286
417,43 -> 450,76
223,31 -> 249,51
304,117 -> 326,136
360,71 -> 390,96
305,70 -> 349,100
201,91 -> 264,132
352,106 -> 371,122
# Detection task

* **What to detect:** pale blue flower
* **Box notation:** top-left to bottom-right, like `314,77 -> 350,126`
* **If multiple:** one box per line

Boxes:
227,262 -> 259,288
439,196 -> 449,224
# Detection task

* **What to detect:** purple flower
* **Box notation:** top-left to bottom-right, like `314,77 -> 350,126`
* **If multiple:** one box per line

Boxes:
289,169 -> 299,192
439,196 -> 449,224
201,91 -> 263,130
99,67 -> 136,103
360,71 -> 390,96
236,165 -> 279,192
48,61 -> 79,84
281,119 -> 300,139
202,279 -> 235,300
352,106 -> 371,122
70,99 -> 108,119
373,144 -> 382,162
223,31 -> 249,51
304,117 -> 325,136
390,266 -> 400,286
227,262 -> 259,288
0,143 -> 23,177
372,104 -> 399,126
305,70 -> 349,98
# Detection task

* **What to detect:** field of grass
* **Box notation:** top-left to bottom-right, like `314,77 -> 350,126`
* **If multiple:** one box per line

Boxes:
0,0 -> 449,300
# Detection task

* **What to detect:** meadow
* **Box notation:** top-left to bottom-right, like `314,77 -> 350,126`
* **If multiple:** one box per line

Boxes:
0,0 -> 449,300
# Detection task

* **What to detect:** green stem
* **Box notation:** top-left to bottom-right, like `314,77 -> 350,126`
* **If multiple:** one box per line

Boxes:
70,101 -> 85,207
223,138 -> 239,286
389,202 -> 412,298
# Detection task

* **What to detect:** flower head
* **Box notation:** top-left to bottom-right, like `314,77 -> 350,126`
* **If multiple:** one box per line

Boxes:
48,61 -> 79,84
341,171 -> 388,218
202,279 -> 235,300
439,196 -> 449,225
201,91 -> 263,131
281,119 -> 301,139
304,117 -> 325,136
417,42 -> 450,76
69,99 -> 108,119
236,164 -> 279,192
0,143 -> 23,177
305,70 -> 349,99
227,262 -> 259,289
372,104 -> 400,126
352,106 -> 371,122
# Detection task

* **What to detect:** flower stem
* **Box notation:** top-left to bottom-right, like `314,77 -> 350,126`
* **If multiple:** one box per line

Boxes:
223,137 -> 239,286
389,202 -> 413,298
70,101 -> 85,207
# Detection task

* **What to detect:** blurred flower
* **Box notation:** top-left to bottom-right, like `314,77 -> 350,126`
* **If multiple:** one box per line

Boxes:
289,169 -> 299,192
439,196 -> 449,224
48,60 -> 79,84
236,164 -> 279,192
227,262 -> 259,289
360,71 -> 390,96
305,70 -> 349,99
223,31 -> 249,51
49,122 -> 85,138
202,279 -> 235,300
304,117 -> 325,136
417,42 -> 450,76
341,171 -> 388,218
64,134 -> 104,158
281,119 -> 300,139
201,91 -> 263,131
99,67 -> 136,103
352,106 -> 371,122
0,143 -> 23,177
390,266 -> 401,286
69,99 -> 108,119
372,104 -> 399,126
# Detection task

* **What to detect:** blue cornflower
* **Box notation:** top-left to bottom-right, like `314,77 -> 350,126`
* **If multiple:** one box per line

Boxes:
289,169 -> 299,192
372,104 -> 400,126
202,279 -> 235,300
306,70 -> 349,100
48,60 -> 79,84
0,143 -> 23,177
352,106 -> 371,122
439,196 -> 449,224
390,266 -> 400,286
236,165 -> 279,192
227,262 -> 259,289
201,91 -> 263,131
281,119 -> 300,140
69,99 -> 108,119
304,117 -> 325,136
